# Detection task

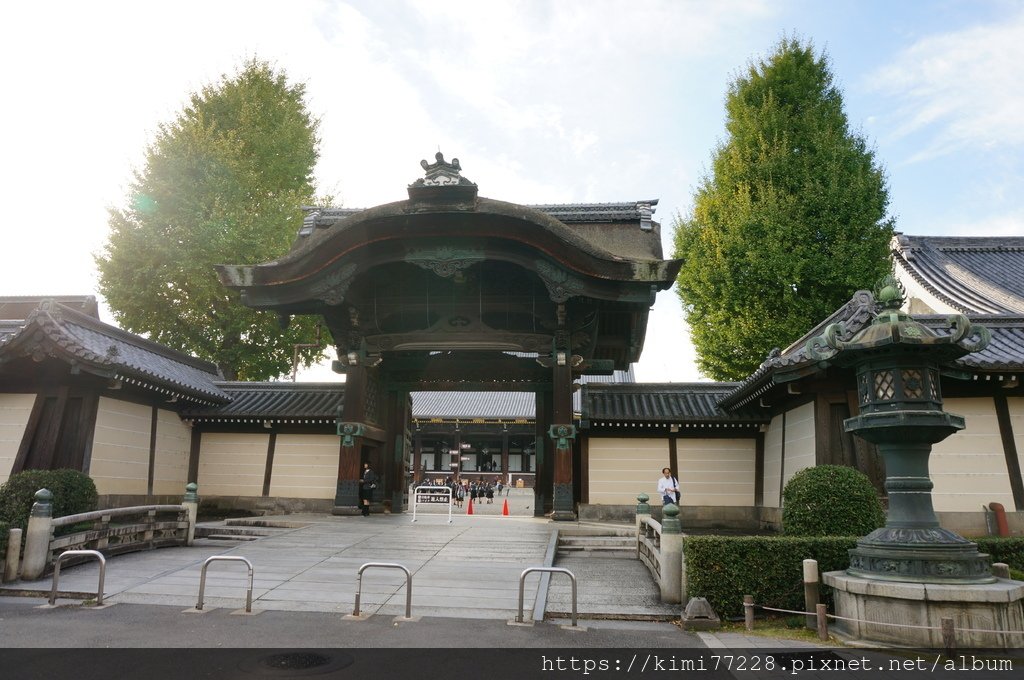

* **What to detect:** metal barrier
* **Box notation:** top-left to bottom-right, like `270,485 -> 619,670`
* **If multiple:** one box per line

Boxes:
353,562 -> 412,619
50,549 -> 106,606
517,566 -> 577,627
196,556 -> 254,613
411,485 -> 453,524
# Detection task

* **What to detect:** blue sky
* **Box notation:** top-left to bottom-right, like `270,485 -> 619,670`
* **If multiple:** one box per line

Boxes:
2,0 -> 1022,382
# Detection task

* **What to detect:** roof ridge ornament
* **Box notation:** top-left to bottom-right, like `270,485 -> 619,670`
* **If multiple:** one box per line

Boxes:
416,152 -> 474,187
407,151 -> 478,204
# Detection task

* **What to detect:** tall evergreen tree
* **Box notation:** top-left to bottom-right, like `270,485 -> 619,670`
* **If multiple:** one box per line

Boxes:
673,38 -> 895,380
96,59 -> 327,380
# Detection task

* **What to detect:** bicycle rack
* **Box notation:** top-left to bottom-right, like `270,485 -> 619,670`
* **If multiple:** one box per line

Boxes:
353,562 -> 412,619
195,555 -> 254,612
50,550 -> 106,606
517,566 -> 578,627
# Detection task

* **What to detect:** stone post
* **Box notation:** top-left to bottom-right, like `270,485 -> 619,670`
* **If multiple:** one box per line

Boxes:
21,489 -> 53,581
803,559 -> 820,630
635,493 -> 651,533
660,504 -> 683,604
634,491 -> 651,561
182,483 -> 199,546
3,528 -> 22,582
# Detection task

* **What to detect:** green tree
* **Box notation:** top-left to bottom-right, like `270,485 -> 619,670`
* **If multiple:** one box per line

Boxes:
673,38 -> 895,380
97,59 -> 327,380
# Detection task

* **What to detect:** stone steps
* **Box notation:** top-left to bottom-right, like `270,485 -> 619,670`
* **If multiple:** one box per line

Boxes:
557,534 -> 635,557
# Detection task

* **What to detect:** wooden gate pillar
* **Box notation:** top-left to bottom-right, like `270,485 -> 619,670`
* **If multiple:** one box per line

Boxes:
384,389 -> 411,513
550,345 -> 577,521
534,390 -> 552,517
334,364 -> 369,515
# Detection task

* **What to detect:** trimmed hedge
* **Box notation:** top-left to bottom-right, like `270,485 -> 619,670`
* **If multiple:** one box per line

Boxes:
782,465 -> 885,536
974,537 -> 1024,571
684,535 -> 857,619
0,469 -> 98,532
685,535 -> 1024,620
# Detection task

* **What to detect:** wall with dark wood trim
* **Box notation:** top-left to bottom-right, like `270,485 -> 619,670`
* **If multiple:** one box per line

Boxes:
90,397 -> 151,495
269,434 -> 341,499
587,436 -> 669,505
0,393 -> 35,483
153,408 -> 191,495
197,432 -> 270,497
931,398 -> 1013,512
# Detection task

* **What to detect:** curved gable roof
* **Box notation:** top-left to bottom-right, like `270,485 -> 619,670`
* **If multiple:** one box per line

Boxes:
892,234 -> 1024,314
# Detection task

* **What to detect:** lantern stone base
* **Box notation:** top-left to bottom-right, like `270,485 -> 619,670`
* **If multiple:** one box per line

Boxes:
823,571 -> 1024,648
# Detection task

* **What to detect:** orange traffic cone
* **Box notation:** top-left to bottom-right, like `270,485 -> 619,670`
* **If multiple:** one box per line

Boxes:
502,499 -> 510,516
467,498 -> 474,515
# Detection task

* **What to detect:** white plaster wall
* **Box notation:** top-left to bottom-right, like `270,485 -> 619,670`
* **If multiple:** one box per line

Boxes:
676,438 -> 756,506
895,260 -> 955,315
782,401 -> 816,493
90,397 -> 150,495
762,414 -> 784,508
197,432 -> 269,497
270,434 -> 339,500
930,398 -> 1015,512
0,393 -> 35,484
1010,397 -> 1024,506
588,437 -> 669,505
153,408 -> 190,496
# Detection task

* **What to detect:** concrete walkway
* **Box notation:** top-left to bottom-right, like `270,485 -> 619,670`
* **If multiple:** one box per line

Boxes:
6,510 -> 560,620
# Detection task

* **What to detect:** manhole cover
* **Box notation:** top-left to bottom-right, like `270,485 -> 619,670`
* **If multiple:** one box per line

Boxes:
238,651 -> 354,676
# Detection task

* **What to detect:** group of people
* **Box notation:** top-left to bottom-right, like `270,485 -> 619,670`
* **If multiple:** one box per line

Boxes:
364,463 -> 682,516
412,477 -> 506,508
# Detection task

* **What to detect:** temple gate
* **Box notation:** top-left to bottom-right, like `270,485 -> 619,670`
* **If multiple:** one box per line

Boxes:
218,154 -> 680,520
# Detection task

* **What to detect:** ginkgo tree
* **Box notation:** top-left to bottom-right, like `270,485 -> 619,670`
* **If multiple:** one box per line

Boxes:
674,38 -> 895,380
97,59 -> 329,380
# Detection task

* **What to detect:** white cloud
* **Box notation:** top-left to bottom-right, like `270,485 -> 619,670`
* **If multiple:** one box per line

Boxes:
868,10 -> 1024,161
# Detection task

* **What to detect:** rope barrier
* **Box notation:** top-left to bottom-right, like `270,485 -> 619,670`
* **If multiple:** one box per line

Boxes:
747,602 -> 1024,636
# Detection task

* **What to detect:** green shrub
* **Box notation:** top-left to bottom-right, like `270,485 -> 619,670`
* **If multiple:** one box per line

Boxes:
782,465 -> 885,536
974,537 -> 1024,571
0,520 -> 7,559
0,469 -> 98,532
684,535 -> 857,618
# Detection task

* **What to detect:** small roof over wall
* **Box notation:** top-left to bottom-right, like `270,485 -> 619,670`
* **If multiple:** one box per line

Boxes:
583,382 -> 770,428
0,300 -> 227,405
182,382 -> 342,424
718,290 -> 1024,410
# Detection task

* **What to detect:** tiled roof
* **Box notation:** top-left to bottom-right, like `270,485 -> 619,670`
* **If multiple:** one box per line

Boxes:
300,202 -> 658,236
919,315 -> 1024,371
411,392 -> 535,420
583,383 -> 769,425
0,300 -> 227,404
183,382 -> 343,422
529,201 -> 658,227
892,235 -> 1024,314
718,291 -> 1024,410
0,295 -> 99,320
718,290 -> 877,409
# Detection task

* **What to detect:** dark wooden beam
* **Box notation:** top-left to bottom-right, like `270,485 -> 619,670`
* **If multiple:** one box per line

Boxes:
147,406 -> 158,496
994,395 -> 1024,511
262,432 -> 277,497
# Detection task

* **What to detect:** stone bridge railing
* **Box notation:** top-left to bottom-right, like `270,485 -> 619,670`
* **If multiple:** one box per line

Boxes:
17,484 -> 199,580
635,493 -> 683,604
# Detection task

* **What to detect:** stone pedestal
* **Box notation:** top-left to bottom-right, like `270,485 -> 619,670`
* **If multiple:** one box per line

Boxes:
824,570 -> 1024,648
